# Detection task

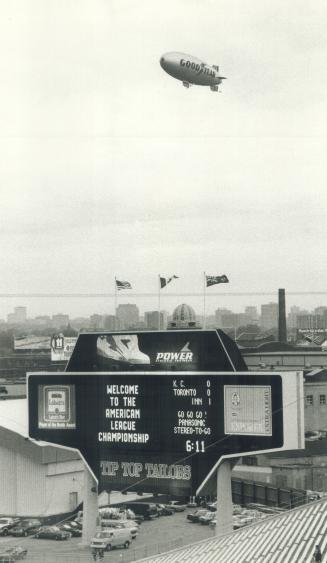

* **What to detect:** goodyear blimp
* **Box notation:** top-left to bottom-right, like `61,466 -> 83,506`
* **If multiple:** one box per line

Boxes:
160,52 -> 226,92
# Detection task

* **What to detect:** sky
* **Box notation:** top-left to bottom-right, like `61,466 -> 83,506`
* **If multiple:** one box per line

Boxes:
1,0 -> 327,318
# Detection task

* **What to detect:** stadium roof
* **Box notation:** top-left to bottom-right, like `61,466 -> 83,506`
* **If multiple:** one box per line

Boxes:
135,498 -> 327,563
0,398 -> 81,463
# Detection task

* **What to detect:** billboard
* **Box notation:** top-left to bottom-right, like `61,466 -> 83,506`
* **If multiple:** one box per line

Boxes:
28,370 -> 304,496
66,330 -> 248,373
14,335 -> 51,351
51,335 -> 78,362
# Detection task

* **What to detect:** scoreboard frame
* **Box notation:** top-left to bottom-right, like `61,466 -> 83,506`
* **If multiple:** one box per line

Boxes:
27,370 -> 304,496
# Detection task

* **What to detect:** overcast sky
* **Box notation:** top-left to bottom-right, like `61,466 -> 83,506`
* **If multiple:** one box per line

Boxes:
1,0 -> 327,318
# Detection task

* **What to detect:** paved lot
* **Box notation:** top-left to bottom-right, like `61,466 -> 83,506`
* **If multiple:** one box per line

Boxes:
0,509 -> 215,563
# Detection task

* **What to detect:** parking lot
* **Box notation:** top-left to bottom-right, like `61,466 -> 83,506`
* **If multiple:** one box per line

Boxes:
0,508 -> 215,563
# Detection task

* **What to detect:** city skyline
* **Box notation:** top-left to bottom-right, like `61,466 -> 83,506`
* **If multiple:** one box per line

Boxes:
2,298 -> 327,327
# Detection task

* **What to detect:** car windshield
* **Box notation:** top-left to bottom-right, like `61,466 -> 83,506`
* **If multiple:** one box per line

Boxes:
95,531 -> 112,538
0,519 -> 9,524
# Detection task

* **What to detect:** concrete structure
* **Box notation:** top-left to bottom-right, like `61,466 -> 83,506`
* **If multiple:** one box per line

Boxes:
0,399 -> 84,517
242,349 -> 327,371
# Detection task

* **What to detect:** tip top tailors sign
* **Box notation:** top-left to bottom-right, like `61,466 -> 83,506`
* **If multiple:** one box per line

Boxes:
66,330 -> 248,373
51,335 -> 77,362
28,370 -> 304,497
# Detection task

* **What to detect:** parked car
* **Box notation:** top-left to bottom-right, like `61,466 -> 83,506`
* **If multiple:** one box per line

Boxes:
187,509 -> 208,523
120,502 -> 158,520
199,511 -> 216,525
156,504 -> 173,516
305,430 -> 324,441
59,521 -> 82,537
90,529 -> 132,551
101,519 -> 138,539
206,501 -> 217,512
0,518 -> 20,536
35,526 -> 71,540
0,546 -> 27,562
11,519 -> 42,537
166,501 -> 187,512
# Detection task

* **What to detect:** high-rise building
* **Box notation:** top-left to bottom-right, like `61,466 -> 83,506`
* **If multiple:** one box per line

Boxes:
288,306 -> 303,329
215,308 -> 233,327
144,311 -> 168,330
244,306 -> 258,324
52,313 -> 70,329
90,314 -> 104,330
103,315 -> 122,331
260,302 -> 278,330
116,304 -> 140,329
7,306 -> 27,324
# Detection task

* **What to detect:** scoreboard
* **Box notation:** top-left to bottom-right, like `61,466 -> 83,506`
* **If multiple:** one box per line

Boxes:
28,371 -> 304,496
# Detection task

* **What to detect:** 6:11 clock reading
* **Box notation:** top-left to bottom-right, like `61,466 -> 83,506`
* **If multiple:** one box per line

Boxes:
185,439 -> 205,453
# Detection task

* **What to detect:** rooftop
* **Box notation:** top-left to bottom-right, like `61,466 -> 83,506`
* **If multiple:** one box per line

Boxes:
135,498 -> 327,563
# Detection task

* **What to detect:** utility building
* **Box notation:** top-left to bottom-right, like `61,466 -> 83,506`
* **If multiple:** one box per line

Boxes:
0,399 -> 84,517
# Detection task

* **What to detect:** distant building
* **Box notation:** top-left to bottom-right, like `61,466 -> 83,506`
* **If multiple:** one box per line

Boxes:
7,307 -> 27,325
33,316 -> 51,327
261,302 -> 278,330
103,315 -> 121,331
297,315 -> 327,330
90,314 -> 104,330
52,314 -> 70,329
168,304 -> 201,329
215,308 -> 232,327
116,304 -> 140,329
144,311 -> 168,330
244,306 -> 259,324
288,306 -> 305,330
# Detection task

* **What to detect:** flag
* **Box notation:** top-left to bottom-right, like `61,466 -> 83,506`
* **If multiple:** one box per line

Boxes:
116,279 -> 132,290
206,274 -> 229,287
160,275 -> 179,289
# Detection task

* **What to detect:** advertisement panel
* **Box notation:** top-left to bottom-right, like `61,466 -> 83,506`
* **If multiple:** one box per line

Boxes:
51,335 -> 78,362
28,370 -> 304,496
66,330 -> 248,373
14,335 -> 51,351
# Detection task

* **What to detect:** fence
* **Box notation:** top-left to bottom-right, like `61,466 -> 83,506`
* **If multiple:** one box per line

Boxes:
232,478 -> 307,509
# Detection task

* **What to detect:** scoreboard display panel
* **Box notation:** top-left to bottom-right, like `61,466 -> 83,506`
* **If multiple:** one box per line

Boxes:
28,371 -> 303,496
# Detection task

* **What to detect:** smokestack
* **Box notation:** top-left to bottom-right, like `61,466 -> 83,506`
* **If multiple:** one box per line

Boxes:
278,288 -> 287,343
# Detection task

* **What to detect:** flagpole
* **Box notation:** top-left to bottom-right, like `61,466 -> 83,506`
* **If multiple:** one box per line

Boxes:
158,274 -> 161,330
203,271 -> 206,330
114,276 -> 118,328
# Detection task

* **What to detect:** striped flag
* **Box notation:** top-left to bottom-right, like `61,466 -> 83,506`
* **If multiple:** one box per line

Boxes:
206,274 -> 229,287
116,279 -> 132,290
160,275 -> 179,289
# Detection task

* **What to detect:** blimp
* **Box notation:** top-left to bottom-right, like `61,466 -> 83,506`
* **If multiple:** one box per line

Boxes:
160,52 -> 226,92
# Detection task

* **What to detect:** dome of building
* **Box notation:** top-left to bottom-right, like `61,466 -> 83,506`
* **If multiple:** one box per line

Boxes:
168,303 -> 201,329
